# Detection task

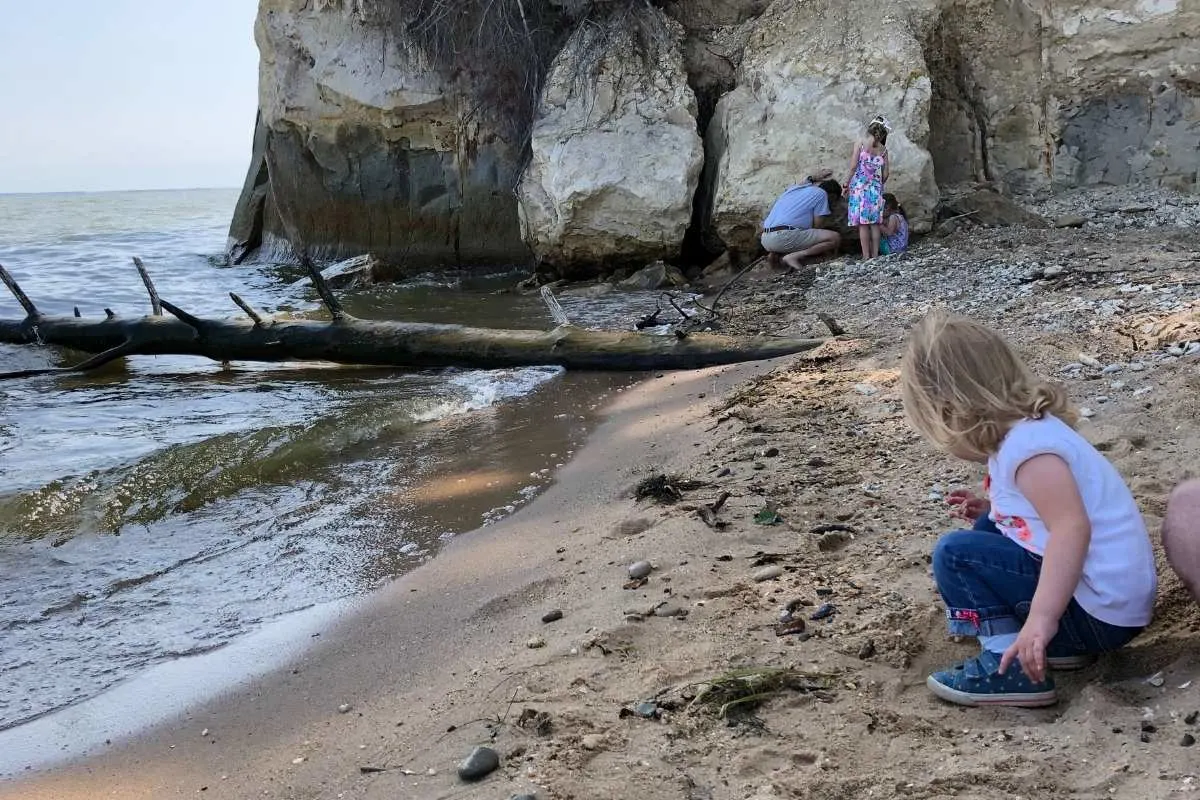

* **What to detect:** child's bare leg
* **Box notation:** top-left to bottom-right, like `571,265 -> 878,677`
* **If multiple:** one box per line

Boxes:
870,224 -> 882,259
1163,480 -> 1200,602
857,225 -> 870,259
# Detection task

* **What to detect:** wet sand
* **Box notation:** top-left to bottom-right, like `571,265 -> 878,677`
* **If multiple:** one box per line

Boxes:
2,359 -> 774,799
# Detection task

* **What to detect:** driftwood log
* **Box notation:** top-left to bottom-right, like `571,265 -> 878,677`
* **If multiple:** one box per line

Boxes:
0,260 -> 830,378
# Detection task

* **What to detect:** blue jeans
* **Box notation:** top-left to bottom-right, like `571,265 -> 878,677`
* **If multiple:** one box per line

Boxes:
932,515 -> 1142,655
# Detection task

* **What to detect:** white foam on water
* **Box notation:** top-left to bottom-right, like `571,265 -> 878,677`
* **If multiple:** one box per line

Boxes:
410,366 -> 564,423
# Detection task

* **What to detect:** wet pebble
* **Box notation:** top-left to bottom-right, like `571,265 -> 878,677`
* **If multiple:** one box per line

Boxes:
753,565 -> 784,582
761,447 -> 780,458
810,603 -> 837,621
628,561 -> 653,580
457,746 -> 500,782
1184,734 -> 1197,748
541,609 -> 564,624
858,639 -> 877,659
1185,710 -> 1198,725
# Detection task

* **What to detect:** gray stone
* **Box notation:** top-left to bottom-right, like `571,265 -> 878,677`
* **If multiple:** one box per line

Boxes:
541,609 -> 564,624
753,565 -> 784,582
628,561 -> 653,580
1054,214 -> 1088,228
654,603 -> 685,618
619,262 -> 689,291
511,795 -> 538,800
457,746 -> 500,782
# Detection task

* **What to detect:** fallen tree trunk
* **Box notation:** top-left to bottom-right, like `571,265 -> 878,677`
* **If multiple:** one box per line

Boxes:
0,262 -> 830,376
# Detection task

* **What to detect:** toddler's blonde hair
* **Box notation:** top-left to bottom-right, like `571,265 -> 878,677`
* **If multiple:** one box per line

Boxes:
900,311 -> 1076,460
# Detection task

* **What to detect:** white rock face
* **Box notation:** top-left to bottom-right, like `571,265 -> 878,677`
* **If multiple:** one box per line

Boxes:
231,0 -> 528,265
518,10 -> 703,274
707,0 -> 940,252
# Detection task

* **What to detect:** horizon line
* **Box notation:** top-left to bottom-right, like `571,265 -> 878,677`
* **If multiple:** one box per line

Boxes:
0,186 -> 241,197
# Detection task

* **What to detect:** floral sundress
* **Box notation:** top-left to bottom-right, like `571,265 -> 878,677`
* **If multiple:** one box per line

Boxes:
847,147 -> 885,226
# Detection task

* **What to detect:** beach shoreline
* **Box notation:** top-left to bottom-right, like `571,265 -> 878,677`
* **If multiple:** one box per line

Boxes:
2,358 -> 779,799
7,207 -> 1200,800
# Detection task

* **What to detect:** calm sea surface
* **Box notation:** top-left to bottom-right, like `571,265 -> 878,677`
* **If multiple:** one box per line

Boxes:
0,189 -> 658,733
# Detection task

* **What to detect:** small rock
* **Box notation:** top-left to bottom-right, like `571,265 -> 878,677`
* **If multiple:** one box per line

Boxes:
1147,672 -> 1165,687
541,609 -> 564,624
457,746 -> 500,782
1096,396 -> 1109,404
628,561 -> 653,580
337,703 -> 352,714
810,603 -> 837,621
1141,720 -> 1158,733
753,565 -> 784,582
1140,732 -> 1152,743
527,635 -> 547,649
1054,214 -> 1088,229
1042,265 -> 1065,278
1185,711 -> 1198,725
634,701 -> 659,718
1128,361 -> 1146,372
761,447 -> 780,458
1079,407 -> 1095,419
292,757 -> 306,765
581,734 -> 604,751
653,603 -> 685,618
511,795 -> 538,800
858,640 -> 877,659
1078,354 -> 1102,369
817,531 -> 851,552
1183,734 -> 1196,748
853,383 -> 879,396
1102,364 -> 1124,375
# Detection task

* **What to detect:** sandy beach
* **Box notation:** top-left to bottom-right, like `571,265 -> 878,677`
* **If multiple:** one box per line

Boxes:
7,194 -> 1200,800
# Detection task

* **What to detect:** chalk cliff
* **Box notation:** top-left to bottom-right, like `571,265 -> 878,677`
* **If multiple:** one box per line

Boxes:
230,0 -> 1200,273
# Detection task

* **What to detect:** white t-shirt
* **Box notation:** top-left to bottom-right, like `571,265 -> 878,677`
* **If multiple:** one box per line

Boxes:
986,415 -> 1156,628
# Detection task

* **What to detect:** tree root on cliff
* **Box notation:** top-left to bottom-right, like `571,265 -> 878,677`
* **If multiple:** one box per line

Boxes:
0,259 -> 833,380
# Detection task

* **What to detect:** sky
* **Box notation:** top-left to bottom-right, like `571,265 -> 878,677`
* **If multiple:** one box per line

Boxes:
0,0 -> 260,194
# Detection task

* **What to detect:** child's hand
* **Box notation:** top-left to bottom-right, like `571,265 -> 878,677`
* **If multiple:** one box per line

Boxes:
1000,614 -> 1058,683
946,489 -> 989,521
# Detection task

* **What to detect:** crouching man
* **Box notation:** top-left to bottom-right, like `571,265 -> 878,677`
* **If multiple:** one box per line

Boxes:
761,169 -> 843,270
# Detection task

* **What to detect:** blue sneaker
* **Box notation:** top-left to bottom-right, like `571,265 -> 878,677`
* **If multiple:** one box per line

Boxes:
927,650 -> 1058,708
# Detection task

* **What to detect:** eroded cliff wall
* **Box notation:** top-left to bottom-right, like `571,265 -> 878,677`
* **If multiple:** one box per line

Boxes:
230,0 -> 1200,273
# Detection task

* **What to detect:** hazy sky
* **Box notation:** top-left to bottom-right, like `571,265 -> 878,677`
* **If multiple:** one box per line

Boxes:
0,0 -> 260,194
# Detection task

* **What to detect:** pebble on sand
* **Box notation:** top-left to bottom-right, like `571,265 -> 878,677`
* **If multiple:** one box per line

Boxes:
581,733 -> 605,751
628,561 -> 653,580
753,565 -> 784,582
337,703 -> 352,714
541,609 -> 564,623
527,635 -> 547,649
457,746 -> 500,782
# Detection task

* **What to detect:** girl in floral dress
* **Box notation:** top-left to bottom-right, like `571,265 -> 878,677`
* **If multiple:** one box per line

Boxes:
843,116 -> 890,260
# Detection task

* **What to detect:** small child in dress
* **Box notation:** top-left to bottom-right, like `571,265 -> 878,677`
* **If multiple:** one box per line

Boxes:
879,193 -> 909,255
900,312 -> 1157,707
843,115 -> 890,260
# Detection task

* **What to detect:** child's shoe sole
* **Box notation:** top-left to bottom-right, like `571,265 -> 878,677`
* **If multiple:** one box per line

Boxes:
926,675 -> 1058,708
1047,654 -> 1095,671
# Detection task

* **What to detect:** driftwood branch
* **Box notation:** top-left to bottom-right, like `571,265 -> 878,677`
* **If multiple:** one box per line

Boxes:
133,257 -> 163,316
230,292 -> 267,327
0,339 -> 136,380
817,313 -> 845,336
0,263 -> 39,319
539,286 -> 570,327
302,255 -> 347,321
0,263 -> 832,379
